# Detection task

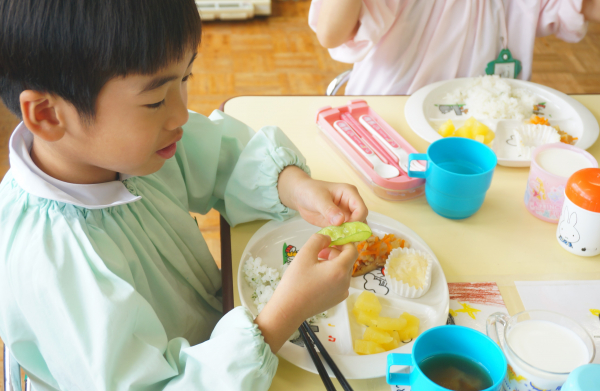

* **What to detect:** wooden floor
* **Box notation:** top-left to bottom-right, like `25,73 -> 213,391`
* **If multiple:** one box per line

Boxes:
0,1 -> 599,387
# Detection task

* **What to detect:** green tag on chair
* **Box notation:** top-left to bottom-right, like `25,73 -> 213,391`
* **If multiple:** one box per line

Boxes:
485,49 -> 522,79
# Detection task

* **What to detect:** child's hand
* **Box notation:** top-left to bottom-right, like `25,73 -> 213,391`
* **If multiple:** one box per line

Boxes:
254,234 -> 358,352
278,166 -> 368,227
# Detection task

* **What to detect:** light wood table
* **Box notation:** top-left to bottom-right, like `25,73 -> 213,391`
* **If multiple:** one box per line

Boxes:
222,95 -> 600,390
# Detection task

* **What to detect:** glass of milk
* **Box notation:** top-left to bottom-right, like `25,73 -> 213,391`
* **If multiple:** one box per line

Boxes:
487,310 -> 595,391
524,143 -> 597,223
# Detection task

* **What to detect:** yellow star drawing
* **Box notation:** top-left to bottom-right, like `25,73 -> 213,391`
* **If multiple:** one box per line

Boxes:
455,302 -> 481,320
449,309 -> 457,317
590,309 -> 600,316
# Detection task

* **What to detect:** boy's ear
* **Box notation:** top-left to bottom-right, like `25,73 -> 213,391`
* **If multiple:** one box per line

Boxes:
20,90 -> 66,142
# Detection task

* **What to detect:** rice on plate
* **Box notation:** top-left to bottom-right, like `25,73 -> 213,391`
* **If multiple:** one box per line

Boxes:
243,255 -> 327,339
443,75 -> 537,120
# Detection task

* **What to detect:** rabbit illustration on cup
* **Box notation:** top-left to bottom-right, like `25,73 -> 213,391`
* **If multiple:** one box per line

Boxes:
558,207 -> 580,248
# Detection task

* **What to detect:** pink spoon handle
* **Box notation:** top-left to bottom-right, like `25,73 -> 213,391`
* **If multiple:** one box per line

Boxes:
334,120 -> 399,179
333,120 -> 374,156
340,113 -> 402,174
360,115 -> 399,148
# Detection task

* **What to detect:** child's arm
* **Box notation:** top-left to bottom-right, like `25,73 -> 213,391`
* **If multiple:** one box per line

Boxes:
255,234 -> 357,352
314,0 -> 362,48
277,165 -> 367,227
308,0 -> 398,63
583,0 -> 600,22
536,0 -> 590,42
168,110 -> 365,227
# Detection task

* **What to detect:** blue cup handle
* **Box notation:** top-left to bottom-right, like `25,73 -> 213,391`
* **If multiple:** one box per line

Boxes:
387,353 -> 413,385
407,153 -> 428,178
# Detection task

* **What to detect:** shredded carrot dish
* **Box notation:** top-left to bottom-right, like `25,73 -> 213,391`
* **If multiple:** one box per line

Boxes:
529,115 -> 550,126
353,234 -> 408,276
528,115 -> 578,145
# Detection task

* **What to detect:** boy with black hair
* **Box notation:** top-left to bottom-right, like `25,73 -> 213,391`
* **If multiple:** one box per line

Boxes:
0,1 -> 367,389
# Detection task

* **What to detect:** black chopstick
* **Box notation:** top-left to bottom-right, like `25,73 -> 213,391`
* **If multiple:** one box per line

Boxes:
301,321 -> 354,391
298,324 -> 336,390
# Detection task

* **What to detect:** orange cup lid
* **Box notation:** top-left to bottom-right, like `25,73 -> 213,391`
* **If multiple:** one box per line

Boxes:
565,168 -> 600,212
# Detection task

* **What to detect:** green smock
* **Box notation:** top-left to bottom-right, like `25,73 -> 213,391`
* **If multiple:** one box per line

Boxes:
0,110 -> 310,390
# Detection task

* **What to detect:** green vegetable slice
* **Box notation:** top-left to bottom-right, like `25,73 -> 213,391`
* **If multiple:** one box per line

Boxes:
317,222 -> 372,246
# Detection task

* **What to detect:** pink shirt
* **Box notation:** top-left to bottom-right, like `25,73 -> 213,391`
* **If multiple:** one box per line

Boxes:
309,0 -> 588,95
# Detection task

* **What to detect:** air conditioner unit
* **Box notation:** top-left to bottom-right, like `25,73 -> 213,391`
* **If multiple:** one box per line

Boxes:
196,0 -> 271,21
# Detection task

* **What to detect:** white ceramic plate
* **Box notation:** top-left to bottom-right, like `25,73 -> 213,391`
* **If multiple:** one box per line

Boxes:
405,78 -> 599,167
237,212 -> 449,379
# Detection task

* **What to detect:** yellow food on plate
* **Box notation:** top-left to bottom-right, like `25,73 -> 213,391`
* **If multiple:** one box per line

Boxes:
353,291 -> 381,314
381,330 -> 401,351
363,327 -> 393,344
438,119 -> 455,137
354,340 -> 385,355
352,308 -> 378,326
371,316 -> 408,331
351,292 -> 421,355
438,117 -> 495,144
400,312 -> 420,328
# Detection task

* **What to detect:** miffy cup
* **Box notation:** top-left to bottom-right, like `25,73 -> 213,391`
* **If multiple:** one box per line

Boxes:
557,168 -> 600,256
525,143 -> 597,223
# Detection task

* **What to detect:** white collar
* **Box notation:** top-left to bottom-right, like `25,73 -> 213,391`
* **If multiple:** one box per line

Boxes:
9,122 -> 142,209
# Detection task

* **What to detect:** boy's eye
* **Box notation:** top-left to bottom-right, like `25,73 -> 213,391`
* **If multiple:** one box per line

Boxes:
182,72 -> 193,82
146,100 -> 165,109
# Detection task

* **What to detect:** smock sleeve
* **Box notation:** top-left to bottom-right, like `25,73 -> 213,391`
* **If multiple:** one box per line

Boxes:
308,0 -> 399,63
0,205 -> 278,390
537,0 -> 587,42
172,110 -> 310,226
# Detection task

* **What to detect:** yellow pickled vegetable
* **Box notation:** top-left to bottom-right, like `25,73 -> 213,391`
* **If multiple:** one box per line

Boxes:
364,327 -> 394,344
438,119 -> 455,137
353,309 -> 378,326
473,121 -> 495,144
400,312 -> 420,329
439,116 -> 494,145
354,291 -> 382,315
399,325 -> 419,341
371,316 -> 408,331
354,340 -> 385,355
352,292 -> 421,355
381,338 -> 401,351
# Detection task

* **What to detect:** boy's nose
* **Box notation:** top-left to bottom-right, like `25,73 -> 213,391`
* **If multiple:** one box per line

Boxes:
166,93 -> 189,131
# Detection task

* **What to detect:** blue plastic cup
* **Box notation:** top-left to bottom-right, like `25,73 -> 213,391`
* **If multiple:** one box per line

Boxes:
562,364 -> 600,391
387,325 -> 507,391
408,138 -> 497,219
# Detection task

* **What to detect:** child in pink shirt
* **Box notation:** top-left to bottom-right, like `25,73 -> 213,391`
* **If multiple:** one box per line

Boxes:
310,0 -> 600,95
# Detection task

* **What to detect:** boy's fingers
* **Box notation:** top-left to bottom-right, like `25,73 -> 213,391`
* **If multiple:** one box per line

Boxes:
318,247 -> 341,260
319,202 -> 346,226
347,197 -> 368,223
333,243 -> 358,269
298,234 -> 332,263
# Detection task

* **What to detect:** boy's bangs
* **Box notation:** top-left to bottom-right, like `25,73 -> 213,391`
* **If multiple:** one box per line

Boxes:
0,0 -> 202,119
113,0 -> 202,75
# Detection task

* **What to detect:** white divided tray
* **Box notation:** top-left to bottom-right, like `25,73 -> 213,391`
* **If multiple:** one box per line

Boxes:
237,212 -> 449,379
405,78 -> 599,167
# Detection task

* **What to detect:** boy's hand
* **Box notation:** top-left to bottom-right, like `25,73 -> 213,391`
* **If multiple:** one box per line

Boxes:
255,234 -> 358,352
278,166 -> 368,227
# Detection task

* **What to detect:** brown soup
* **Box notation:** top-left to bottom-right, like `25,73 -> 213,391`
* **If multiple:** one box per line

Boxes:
419,353 -> 493,391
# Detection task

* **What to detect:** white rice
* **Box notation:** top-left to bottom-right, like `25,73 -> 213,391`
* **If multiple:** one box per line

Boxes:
443,75 -> 537,120
243,255 -> 327,324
